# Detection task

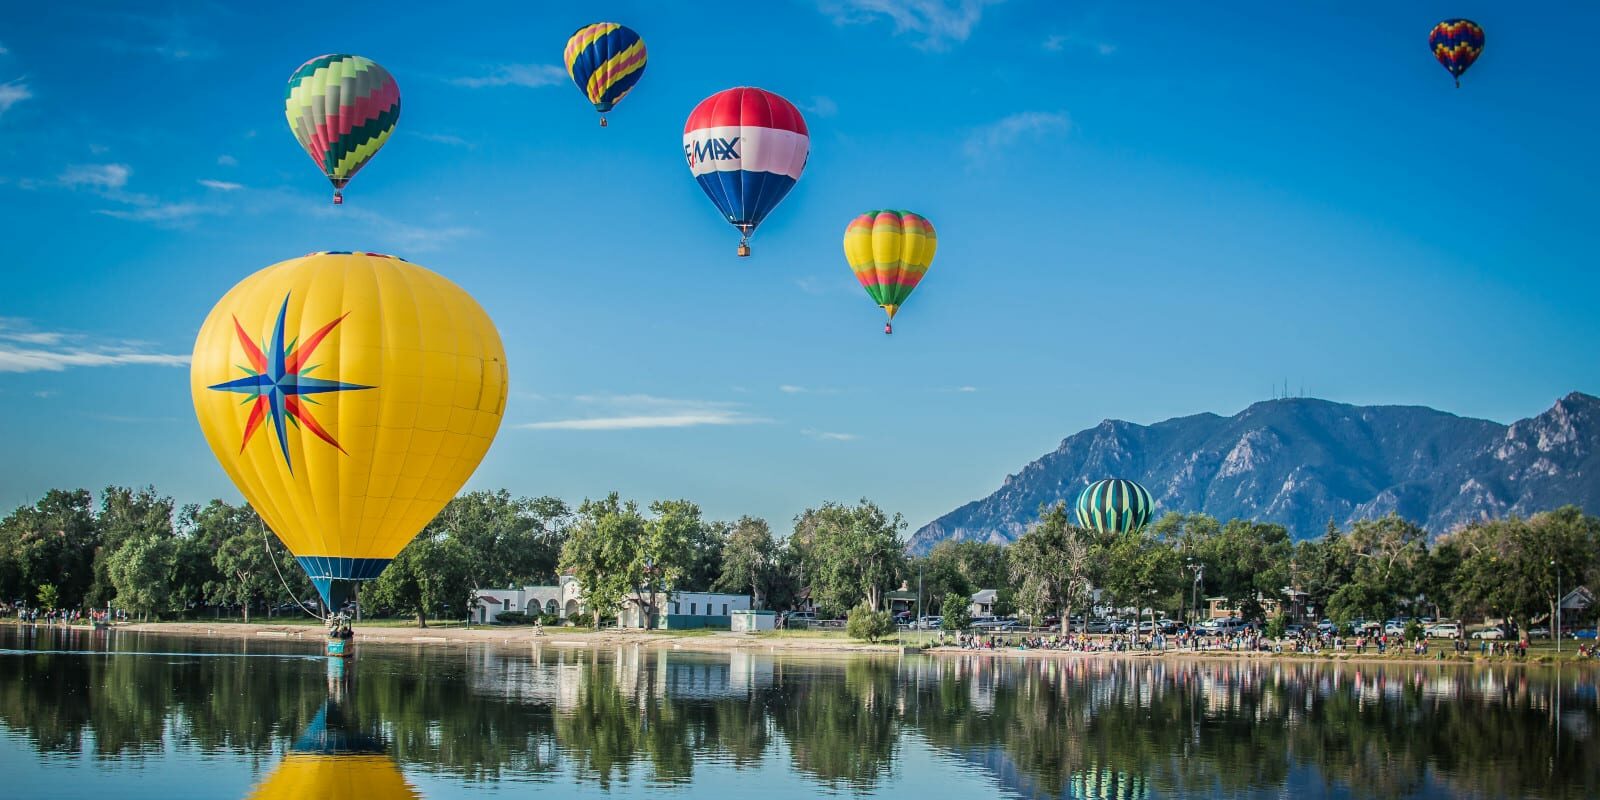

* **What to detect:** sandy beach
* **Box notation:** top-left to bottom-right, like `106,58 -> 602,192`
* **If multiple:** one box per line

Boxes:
30,620 -> 1585,668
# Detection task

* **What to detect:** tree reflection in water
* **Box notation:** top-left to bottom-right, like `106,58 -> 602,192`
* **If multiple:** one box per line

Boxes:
1,625 -> 1597,799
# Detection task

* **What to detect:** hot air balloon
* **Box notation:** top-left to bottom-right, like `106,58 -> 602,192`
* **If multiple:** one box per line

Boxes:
1429,19 -> 1484,88
191,252 -> 507,623
1075,479 -> 1154,536
683,87 -> 809,257
564,22 -> 647,127
285,55 -> 401,204
844,210 -> 936,335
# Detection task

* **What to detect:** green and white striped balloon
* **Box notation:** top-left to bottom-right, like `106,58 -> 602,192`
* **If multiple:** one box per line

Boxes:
1075,478 -> 1154,535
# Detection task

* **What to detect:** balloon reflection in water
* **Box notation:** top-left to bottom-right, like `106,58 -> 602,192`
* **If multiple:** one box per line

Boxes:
247,696 -> 418,800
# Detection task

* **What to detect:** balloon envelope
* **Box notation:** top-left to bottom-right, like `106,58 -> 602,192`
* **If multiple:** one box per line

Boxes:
844,210 -> 936,326
1075,479 -> 1154,535
564,22 -> 647,117
683,87 -> 808,253
1428,19 -> 1484,86
285,55 -> 401,202
190,252 -> 507,609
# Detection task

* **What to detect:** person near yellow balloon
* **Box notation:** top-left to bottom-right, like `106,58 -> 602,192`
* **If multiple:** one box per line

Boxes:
843,210 -> 936,334
190,252 -> 507,632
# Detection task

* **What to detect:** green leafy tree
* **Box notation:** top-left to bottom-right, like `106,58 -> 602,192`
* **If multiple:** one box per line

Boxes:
1103,529 -> 1182,642
1159,513 -> 1291,622
0,489 -> 99,607
430,491 -> 571,591
940,592 -> 971,631
845,603 -> 894,642
560,494 -> 642,627
1265,613 -> 1287,639
1327,515 -> 1428,622
367,533 -> 473,627
797,500 -> 906,615
715,516 -> 777,608
88,486 -> 176,608
195,500 -> 304,621
682,517 -> 728,592
106,533 -> 182,620
1008,503 -> 1094,635
35,583 -> 58,609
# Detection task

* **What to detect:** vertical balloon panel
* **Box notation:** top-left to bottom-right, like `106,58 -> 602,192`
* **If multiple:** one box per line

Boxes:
191,252 -> 507,608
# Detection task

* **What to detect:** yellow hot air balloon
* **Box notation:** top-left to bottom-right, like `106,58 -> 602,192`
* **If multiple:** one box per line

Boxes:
190,251 -> 507,614
843,210 -> 936,334
249,699 -> 418,800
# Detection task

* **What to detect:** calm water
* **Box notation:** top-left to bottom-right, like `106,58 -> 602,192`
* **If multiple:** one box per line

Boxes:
1,626 -> 1597,799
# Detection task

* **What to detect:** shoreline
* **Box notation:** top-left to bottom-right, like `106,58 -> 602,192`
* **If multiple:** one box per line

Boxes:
10,619 -> 1597,668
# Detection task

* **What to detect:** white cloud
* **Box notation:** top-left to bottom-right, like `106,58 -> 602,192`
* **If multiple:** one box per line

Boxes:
804,429 -> 860,441
0,44 -> 9,55
306,205 -> 473,253
821,0 -> 1001,51
96,203 -> 205,223
962,111 -> 1070,165
414,132 -> 472,147
216,154 -> 238,166
451,64 -> 567,88
3,77 -> 35,116
518,394 -> 767,431
779,385 -> 807,394
198,179 -> 243,191
60,163 -> 131,189
1043,33 -> 1115,56
0,320 -> 188,373
802,96 -> 839,118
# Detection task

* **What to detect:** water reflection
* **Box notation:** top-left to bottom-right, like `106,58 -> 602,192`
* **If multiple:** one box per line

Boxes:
2,625 -> 1598,799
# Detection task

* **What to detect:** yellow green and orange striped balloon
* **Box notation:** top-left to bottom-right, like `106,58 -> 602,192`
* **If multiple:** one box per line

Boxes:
284,54 -> 401,202
844,210 -> 936,327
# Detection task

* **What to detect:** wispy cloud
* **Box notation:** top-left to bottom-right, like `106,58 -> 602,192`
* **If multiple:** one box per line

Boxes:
451,64 -> 567,89
0,43 -> 9,56
0,78 -> 30,117
804,429 -> 860,442
60,163 -> 130,190
518,394 -> 768,431
820,0 -> 1001,51
0,319 -> 188,373
307,205 -> 472,253
1043,33 -> 1115,56
96,203 -> 205,222
216,154 -> 238,167
962,111 -> 1070,166
414,132 -> 473,148
100,13 -> 218,61
779,385 -> 808,394
801,96 -> 839,118
198,179 -> 243,191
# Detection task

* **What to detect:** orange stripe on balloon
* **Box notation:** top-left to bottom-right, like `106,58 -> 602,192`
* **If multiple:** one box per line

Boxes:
240,396 -> 266,452
285,312 -> 350,374
285,396 -> 347,454
232,316 -> 268,373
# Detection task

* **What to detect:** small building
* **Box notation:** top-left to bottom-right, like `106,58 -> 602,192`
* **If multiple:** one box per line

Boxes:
473,574 -> 583,624
731,609 -> 777,632
969,589 -> 999,618
619,590 -> 752,630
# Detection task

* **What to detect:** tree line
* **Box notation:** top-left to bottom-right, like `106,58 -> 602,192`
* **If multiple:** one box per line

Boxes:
3,485 -> 1596,633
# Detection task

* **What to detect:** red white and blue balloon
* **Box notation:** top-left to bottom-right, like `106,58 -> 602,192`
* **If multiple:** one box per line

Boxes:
683,87 -> 809,256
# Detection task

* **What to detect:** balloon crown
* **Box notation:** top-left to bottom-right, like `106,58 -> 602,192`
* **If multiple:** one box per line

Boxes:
305,251 -> 409,262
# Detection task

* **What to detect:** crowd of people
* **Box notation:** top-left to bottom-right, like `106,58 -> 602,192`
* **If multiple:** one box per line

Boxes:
10,606 -> 124,625
935,626 -> 1599,660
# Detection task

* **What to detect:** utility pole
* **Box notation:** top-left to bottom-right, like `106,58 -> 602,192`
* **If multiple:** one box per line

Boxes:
1554,559 -> 1561,654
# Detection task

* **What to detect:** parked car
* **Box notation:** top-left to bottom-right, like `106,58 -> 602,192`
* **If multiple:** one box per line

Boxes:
1383,620 -> 1406,636
971,616 -> 1018,631
912,615 -> 943,630
1470,626 -> 1507,640
1085,620 -> 1113,634
1199,617 -> 1248,636
1425,622 -> 1461,639
1284,623 -> 1306,637
1527,626 -> 1551,639
1570,628 -> 1598,640
1316,619 -> 1336,635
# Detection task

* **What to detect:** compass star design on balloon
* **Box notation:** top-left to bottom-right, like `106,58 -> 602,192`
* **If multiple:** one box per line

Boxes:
207,294 -> 374,471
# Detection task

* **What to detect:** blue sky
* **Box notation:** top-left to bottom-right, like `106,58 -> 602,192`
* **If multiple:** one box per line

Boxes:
1,1 -> 1596,534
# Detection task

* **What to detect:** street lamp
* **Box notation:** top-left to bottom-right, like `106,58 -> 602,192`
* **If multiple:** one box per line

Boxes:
1553,558 -> 1561,654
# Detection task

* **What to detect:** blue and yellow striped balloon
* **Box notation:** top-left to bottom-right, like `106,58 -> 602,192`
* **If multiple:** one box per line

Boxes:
1075,478 -> 1154,535
564,22 -> 646,127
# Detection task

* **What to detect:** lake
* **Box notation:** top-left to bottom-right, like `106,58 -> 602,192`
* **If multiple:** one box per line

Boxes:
1,625 -> 1596,799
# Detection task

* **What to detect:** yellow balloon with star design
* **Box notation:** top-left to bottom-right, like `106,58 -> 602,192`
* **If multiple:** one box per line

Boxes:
189,251 -> 507,610
248,755 -> 418,800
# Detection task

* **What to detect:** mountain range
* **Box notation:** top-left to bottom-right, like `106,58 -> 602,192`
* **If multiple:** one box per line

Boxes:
909,392 -> 1599,553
